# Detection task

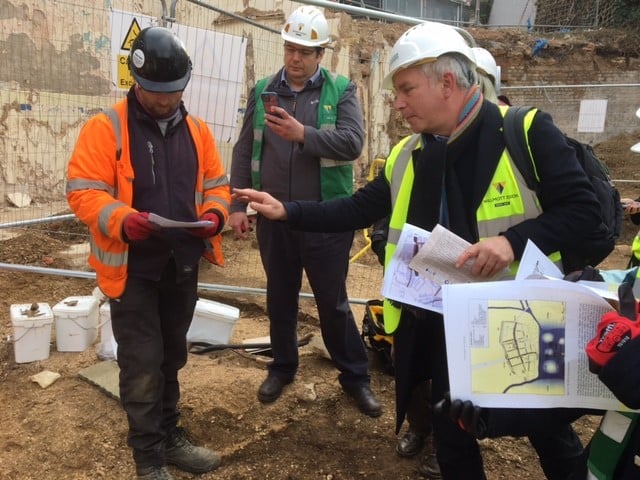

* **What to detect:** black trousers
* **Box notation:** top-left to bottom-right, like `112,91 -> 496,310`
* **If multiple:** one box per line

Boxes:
256,217 -> 370,388
110,260 -> 198,470
395,309 -> 586,480
405,380 -> 432,436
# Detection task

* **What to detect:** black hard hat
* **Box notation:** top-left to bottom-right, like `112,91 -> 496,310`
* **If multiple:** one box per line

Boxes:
128,26 -> 192,93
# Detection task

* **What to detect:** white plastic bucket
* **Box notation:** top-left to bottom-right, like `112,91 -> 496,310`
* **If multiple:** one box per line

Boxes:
52,296 -> 99,352
187,298 -> 239,345
10,303 -> 53,363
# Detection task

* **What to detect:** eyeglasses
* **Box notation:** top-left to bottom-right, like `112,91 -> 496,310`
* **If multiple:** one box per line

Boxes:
284,44 -> 318,58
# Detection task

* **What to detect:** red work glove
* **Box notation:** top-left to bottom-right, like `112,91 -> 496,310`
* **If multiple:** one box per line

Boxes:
123,212 -> 156,241
191,212 -> 220,239
586,282 -> 640,374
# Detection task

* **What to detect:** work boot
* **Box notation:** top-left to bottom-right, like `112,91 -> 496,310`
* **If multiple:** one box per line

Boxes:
165,427 -> 221,474
136,465 -> 174,480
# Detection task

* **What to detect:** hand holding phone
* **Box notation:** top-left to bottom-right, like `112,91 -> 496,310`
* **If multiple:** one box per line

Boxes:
261,91 -> 280,115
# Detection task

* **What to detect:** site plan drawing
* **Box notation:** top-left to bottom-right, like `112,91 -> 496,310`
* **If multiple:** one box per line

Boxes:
380,224 -> 443,312
379,222 -> 636,410
382,224 -> 519,314
466,297 -> 567,396
442,278 -> 638,411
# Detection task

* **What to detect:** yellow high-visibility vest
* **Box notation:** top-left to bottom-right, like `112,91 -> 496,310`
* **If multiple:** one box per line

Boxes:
381,107 -> 559,333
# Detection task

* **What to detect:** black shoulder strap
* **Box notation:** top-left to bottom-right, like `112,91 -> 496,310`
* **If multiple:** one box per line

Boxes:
503,106 -> 538,193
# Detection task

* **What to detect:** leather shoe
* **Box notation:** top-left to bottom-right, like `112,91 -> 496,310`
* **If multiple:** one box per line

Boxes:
343,384 -> 382,417
396,430 -> 426,458
418,452 -> 442,479
258,375 -> 292,403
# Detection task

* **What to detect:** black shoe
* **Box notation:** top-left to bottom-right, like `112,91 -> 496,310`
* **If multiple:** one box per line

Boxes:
165,427 -> 221,474
258,375 -> 292,403
396,430 -> 426,458
418,453 -> 442,479
136,466 -> 174,480
343,384 -> 382,418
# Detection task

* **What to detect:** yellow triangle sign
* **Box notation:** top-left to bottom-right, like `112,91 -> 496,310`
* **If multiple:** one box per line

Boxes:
121,18 -> 142,51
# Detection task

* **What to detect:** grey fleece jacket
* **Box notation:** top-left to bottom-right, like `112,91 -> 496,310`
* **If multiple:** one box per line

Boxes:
230,66 -> 364,212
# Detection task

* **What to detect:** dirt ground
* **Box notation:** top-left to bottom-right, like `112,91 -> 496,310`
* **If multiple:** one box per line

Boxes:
2,19 -> 640,480
0,129 -> 638,480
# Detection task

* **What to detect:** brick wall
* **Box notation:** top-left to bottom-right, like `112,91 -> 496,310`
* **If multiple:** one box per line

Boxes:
499,54 -> 640,145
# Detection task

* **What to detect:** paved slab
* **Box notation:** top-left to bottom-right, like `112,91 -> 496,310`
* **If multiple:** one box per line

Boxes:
78,360 -> 120,400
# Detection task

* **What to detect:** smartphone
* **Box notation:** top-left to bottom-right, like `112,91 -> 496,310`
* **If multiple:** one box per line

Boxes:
261,91 -> 280,115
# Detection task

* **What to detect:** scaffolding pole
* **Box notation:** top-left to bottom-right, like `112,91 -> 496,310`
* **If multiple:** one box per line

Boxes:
0,263 -> 370,305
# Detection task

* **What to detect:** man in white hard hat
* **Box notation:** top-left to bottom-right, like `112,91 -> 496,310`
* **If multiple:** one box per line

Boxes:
232,19 -> 611,478
229,6 -> 381,417
472,47 -> 501,104
372,45 -> 503,480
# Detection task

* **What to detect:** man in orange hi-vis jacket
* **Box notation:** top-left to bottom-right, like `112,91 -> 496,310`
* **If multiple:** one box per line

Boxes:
66,26 -> 230,480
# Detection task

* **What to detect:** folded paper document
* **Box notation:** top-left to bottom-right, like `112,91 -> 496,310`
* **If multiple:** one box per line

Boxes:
148,213 -> 213,229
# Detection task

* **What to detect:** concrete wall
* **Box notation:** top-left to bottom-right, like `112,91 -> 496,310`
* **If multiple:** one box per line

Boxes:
489,0 -> 536,27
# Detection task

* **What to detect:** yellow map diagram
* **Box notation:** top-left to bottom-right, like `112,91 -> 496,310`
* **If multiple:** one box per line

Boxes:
470,299 -> 566,395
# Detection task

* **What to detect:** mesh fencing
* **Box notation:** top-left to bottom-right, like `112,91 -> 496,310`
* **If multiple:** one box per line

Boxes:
0,0 -> 638,306
0,0 -> 387,304
534,0 -> 616,28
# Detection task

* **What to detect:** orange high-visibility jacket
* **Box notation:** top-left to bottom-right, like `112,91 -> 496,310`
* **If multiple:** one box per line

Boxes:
66,98 -> 230,299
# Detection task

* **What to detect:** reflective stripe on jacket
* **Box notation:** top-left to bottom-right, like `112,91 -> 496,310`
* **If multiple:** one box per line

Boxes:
251,68 -> 353,200
66,98 -> 230,299
381,107 -> 551,334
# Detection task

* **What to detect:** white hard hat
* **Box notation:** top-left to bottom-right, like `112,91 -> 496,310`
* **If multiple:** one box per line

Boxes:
472,47 -> 501,93
383,21 -> 476,89
281,6 -> 330,47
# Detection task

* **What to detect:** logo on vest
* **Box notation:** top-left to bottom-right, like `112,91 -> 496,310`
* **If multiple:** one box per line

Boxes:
484,180 -> 519,208
493,182 -> 506,194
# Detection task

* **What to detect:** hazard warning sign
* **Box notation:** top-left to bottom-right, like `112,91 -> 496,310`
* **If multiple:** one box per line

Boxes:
121,18 -> 141,51
117,54 -> 135,89
112,13 -> 153,91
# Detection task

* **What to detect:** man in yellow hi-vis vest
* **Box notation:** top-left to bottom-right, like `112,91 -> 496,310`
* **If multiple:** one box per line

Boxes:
232,20 -> 611,480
